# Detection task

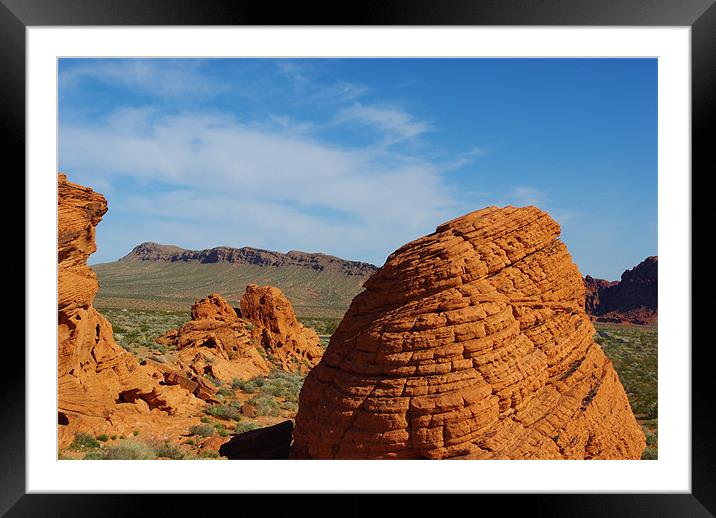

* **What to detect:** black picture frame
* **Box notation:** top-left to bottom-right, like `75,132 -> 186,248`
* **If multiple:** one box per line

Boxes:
6,0 -> 706,515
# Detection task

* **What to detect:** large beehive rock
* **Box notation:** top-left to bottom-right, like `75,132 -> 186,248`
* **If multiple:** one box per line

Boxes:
239,284 -> 323,372
57,174 -> 201,447
291,206 -> 646,459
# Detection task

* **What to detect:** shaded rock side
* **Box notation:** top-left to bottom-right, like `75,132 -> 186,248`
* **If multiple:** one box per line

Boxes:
58,174 -> 201,446
291,206 -> 645,459
239,284 -> 324,372
156,293 -> 270,384
584,257 -> 658,325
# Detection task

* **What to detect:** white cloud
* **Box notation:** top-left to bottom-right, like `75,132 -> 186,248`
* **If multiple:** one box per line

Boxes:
502,186 -> 548,207
335,103 -> 432,145
59,59 -> 227,99
62,108 -> 461,265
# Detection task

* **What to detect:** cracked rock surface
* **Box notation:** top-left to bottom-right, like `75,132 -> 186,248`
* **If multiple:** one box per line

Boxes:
291,206 -> 646,459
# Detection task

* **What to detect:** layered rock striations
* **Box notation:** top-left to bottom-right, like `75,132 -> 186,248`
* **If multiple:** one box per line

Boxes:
156,293 -> 271,385
291,206 -> 645,459
239,285 -> 324,372
58,174 -> 201,446
584,257 -> 658,325
157,286 -> 323,379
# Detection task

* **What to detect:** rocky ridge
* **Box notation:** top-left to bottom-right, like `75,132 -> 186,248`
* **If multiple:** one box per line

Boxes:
584,256 -> 657,325
291,206 -> 646,459
121,241 -> 378,277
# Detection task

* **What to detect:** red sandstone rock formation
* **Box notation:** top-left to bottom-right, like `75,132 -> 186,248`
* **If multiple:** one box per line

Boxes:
583,257 -> 657,325
291,206 -> 645,459
57,174 -> 201,447
239,284 -> 324,372
156,293 -> 270,384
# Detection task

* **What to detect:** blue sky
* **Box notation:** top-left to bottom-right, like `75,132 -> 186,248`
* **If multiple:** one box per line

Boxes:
59,58 -> 656,280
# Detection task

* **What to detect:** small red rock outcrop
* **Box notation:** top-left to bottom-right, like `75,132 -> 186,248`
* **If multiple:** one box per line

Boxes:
156,293 -> 270,384
239,284 -> 324,372
584,257 -> 658,325
291,206 -> 646,459
58,174 -> 201,447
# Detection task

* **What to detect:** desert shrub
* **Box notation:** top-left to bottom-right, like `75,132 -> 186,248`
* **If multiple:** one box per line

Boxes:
102,439 -> 156,460
231,378 -> 258,393
217,387 -> 234,398
234,421 -> 260,434
70,432 -> 100,450
641,447 -> 658,460
205,404 -> 240,421
152,441 -> 185,460
249,395 -> 280,417
83,452 -> 104,460
133,430 -> 140,436
96,434 -> 109,442
281,401 -> 298,412
199,450 -> 220,459
189,424 -> 215,437
261,371 -> 304,403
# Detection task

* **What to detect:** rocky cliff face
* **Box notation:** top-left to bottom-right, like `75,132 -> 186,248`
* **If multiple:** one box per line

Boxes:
57,174 -> 201,446
584,257 -> 657,325
291,206 -> 645,459
121,241 -> 378,277
239,285 -> 324,372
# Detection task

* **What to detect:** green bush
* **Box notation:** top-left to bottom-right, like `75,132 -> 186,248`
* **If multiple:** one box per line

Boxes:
152,442 -> 185,460
83,452 -> 104,460
642,447 -> 658,460
70,432 -> 100,450
234,421 -> 260,434
249,395 -> 280,417
199,450 -> 219,459
645,431 -> 657,446
189,424 -> 215,437
217,387 -> 234,398
231,378 -> 258,393
205,404 -> 240,421
96,434 -> 109,442
103,440 -> 156,460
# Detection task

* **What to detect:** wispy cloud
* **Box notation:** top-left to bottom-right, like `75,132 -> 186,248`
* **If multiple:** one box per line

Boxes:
335,103 -> 431,146
275,61 -> 368,103
60,59 -> 227,99
61,108 -> 461,264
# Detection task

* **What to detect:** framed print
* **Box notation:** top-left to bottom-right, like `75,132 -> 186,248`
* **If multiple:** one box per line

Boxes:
7,0 -> 708,515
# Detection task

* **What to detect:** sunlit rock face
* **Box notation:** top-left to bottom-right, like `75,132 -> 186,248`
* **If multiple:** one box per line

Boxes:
291,206 -> 645,460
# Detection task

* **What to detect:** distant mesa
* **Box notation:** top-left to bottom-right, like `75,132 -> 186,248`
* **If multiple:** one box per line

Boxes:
121,241 -> 378,277
584,256 -> 657,325
291,206 -> 646,459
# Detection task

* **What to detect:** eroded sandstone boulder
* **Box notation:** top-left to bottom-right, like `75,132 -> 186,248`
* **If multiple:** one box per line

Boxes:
291,206 -> 646,459
239,284 -> 324,372
57,174 -> 202,447
156,293 -> 271,384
